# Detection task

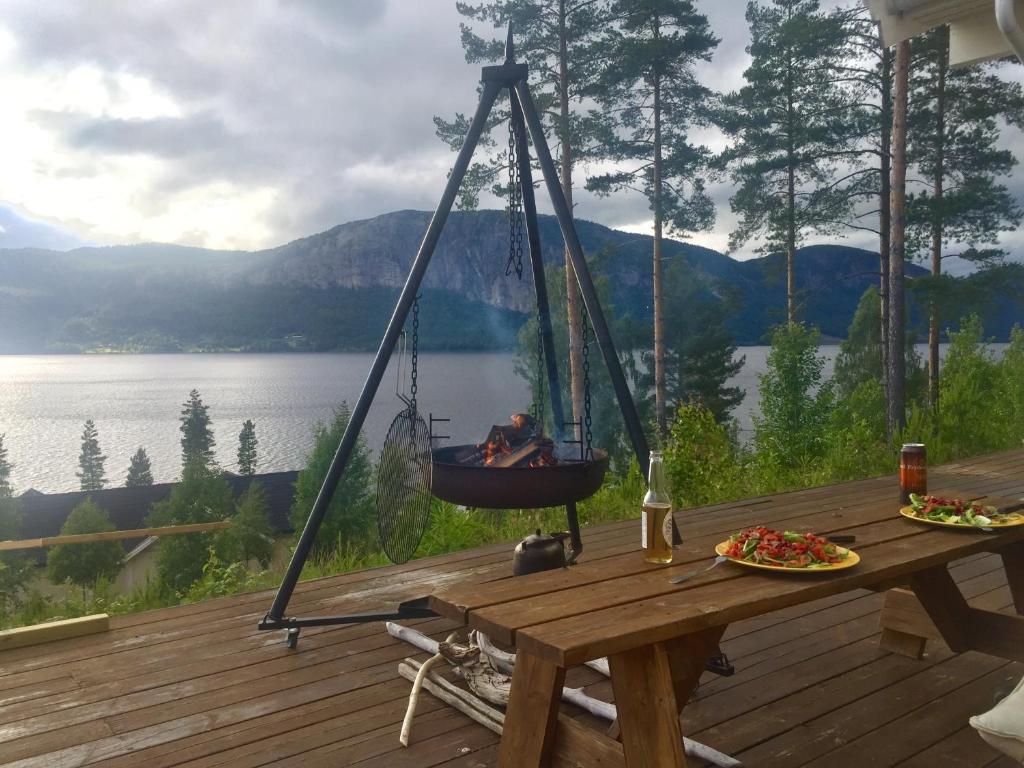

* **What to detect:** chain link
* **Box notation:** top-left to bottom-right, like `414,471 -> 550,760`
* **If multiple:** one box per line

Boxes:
580,301 -> 594,460
534,315 -> 545,424
505,121 -> 524,280
410,296 -> 420,416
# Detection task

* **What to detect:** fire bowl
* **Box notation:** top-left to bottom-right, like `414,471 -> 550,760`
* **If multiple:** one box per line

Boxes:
429,445 -> 609,509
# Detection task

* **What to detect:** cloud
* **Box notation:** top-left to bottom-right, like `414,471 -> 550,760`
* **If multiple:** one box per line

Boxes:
0,0 -> 1021,267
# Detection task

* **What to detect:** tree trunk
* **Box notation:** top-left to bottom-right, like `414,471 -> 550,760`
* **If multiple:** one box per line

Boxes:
879,44 -> 892,395
653,69 -> 667,438
888,40 -> 910,438
785,43 -> 797,325
928,30 -> 947,411
559,0 -> 585,439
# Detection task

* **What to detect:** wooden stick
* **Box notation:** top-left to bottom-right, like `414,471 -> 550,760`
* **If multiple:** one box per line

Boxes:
399,660 -> 505,732
400,649 -> 446,746
387,621 -> 440,654
400,630 -> 459,746
0,521 -> 231,551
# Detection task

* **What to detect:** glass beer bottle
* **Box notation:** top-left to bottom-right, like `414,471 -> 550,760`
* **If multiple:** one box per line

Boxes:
642,450 -> 674,564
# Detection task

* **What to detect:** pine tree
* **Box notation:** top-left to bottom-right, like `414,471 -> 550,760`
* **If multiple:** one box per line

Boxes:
46,499 -> 124,598
180,389 -> 215,471
0,436 -> 30,615
237,420 -> 258,477
657,261 -> 744,423
832,6 -> 893,385
888,38 -> 910,437
0,434 -> 11,498
76,419 -> 106,492
125,448 -> 154,487
906,26 -> 1024,408
834,286 -> 926,401
720,0 -> 866,325
585,0 -> 718,437
437,0 -> 607,436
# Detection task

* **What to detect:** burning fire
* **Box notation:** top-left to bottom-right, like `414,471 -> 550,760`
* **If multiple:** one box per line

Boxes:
474,413 -> 559,468
483,432 -> 512,465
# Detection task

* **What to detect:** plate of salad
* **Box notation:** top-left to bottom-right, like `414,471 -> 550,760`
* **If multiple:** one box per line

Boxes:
715,527 -> 859,572
900,494 -> 1024,529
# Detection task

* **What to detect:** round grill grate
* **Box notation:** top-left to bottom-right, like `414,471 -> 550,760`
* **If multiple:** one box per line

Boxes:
376,407 -> 432,564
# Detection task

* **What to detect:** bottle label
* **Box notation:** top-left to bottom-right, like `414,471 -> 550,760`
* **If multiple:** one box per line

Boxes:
662,512 -> 674,547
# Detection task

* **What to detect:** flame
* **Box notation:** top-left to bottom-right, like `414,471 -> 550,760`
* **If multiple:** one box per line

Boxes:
480,432 -> 512,466
472,414 -> 559,467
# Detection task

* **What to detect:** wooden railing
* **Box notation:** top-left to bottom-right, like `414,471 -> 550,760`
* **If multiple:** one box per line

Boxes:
0,521 -> 231,551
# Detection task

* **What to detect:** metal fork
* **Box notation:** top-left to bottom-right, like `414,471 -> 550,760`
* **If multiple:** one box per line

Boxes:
669,556 -> 728,585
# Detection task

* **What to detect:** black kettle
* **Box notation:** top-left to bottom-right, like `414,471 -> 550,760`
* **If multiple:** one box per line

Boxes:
513,529 -> 569,576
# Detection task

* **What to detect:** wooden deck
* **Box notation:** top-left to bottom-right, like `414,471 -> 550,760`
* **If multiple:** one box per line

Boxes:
2,448 -> 1023,767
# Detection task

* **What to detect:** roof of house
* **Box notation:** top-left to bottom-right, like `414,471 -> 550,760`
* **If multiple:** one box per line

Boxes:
866,0 -> 1024,66
17,470 -> 300,547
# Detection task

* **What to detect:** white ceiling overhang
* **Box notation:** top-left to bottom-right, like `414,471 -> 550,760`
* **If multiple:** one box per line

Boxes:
866,0 -> 1024,65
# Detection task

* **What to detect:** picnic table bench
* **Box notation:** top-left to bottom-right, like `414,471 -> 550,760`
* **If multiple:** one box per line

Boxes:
429,450 -> 1024,767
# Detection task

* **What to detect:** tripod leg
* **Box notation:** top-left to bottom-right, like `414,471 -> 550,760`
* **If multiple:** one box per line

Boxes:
512,83 -> 651,480
262,80 -> 503,631
565,501 -> 582,564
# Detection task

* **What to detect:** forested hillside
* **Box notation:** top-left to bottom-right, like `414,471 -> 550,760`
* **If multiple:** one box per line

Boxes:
0,210 -> 1019,352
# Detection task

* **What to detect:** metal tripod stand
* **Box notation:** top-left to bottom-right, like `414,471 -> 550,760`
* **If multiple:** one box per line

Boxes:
257,32 -> 731,676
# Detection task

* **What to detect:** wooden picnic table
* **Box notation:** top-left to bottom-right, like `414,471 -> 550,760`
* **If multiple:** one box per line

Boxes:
429,449 -> 1024,767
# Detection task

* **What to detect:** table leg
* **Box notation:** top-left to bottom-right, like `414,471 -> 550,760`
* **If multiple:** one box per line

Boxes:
878,588 -> 936,659
1001,540 -> 1024,615
878,627 -> 928,659
497,651 -> 566,768
608,642 -> 686,768
664,626 -> 728,707
607,625 -> 726,741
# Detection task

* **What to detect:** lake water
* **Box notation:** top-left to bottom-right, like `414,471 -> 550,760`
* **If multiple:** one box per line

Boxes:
0,344 -> 979,493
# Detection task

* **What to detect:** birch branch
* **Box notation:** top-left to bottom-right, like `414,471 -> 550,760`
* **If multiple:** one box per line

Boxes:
399,660 -> 504,734
400,635 -> 451,747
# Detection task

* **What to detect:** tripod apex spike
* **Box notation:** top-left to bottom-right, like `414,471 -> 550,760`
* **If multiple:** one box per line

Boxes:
504,25 -> 515,63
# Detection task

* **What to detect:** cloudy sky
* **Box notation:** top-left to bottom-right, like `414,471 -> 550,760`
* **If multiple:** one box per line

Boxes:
0,0 -> 1022,263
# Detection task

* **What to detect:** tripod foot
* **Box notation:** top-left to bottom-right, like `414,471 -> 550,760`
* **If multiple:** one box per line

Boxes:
286,627 -> 300,649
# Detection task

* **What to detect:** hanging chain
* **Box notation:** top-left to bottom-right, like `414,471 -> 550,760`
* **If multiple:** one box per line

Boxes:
505,120 -> 524,280
580,301 -> 594,460
410,296 -> 420,417
534,314 -> 545,424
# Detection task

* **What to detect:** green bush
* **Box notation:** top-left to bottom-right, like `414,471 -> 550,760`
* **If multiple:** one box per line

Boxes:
217,483 -> 274,568
753,323 -> 834,488
932,316 -> 1003,458
147,465 -> 234,596
663,403 -> 746,507
183,549 -> 261,603
994,326 -> 1024,448
46,498 -> 124,596
819,379 -> 893,483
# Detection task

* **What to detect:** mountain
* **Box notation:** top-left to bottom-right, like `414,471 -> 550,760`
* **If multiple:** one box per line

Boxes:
0,209 -> 1020,353
0,206 -> 89,251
